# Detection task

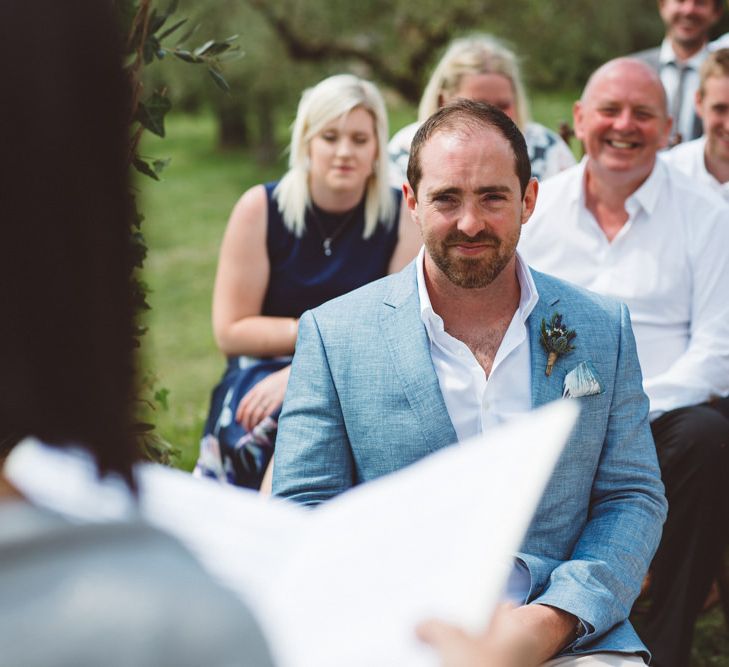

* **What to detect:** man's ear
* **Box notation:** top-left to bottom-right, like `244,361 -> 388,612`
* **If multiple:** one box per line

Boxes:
658,113 -> 673,150
521,178 -> 539,226
695,89 -> 705,120
573,100 -> 585,142
403,182 -> 419,223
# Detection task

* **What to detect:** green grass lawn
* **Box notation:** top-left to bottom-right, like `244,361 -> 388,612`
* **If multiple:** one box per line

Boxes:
139,113 -> 285,470
139,105 -> 727,664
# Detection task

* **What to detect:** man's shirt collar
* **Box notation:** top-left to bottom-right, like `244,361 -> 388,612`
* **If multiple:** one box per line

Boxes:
659,37 -> 708,68
416,245 -> 538,333
577,156 -> 665,222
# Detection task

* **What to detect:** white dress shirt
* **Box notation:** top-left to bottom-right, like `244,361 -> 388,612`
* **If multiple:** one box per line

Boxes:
416,247 -> 538,442
519,158 -> 729,417
416,247 -> 538,604
662,136 -> 729,203
658,39 -> 708,142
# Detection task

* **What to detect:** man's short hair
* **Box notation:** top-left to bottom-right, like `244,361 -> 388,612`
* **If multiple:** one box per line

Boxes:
407,99 -> 532,198
699,48 -> 729,96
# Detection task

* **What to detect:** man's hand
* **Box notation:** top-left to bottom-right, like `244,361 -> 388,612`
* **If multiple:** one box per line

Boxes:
416,603 -> 577,667
236,366 -> 291,432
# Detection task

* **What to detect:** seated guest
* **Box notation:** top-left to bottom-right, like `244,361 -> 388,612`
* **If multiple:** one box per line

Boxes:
519,57 -> 729,667
663,48 -> 729,201
388,34 -> 575,185
274,98 -> 667,665
195,74 -> 420,489
0,1 -> 274,665
632,0 -> 724,144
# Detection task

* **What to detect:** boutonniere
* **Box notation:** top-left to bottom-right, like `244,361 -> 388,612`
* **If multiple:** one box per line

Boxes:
540,313 -> 577,376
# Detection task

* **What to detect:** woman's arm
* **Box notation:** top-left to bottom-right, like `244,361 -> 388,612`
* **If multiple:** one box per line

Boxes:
387,194 -> 422,274
212,185 -> 299,358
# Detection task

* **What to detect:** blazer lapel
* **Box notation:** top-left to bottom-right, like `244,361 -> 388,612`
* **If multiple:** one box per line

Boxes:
380,264 -> 458,454
528,271 -> 565,409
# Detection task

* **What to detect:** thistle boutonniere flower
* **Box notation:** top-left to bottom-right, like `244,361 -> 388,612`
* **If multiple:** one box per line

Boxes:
540,313 -> 577,376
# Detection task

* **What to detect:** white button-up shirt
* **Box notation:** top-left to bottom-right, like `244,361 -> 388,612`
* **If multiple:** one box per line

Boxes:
416,247 -> 538,604
519,158 -> 729,418
662,136 -> 729,203
416,247 -> 538,442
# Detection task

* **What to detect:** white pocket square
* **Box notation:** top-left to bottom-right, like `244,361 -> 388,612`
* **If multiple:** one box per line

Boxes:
563,361 -> 604,398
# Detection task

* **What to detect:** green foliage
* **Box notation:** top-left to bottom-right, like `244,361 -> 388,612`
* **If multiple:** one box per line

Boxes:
115,0 -> 238,464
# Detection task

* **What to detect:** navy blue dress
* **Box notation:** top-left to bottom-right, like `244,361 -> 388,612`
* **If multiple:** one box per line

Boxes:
195,182 -> 401,488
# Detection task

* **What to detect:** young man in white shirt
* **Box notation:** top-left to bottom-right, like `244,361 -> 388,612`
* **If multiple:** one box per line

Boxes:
664,48 -> 729,200
519,57 -> 729,667
633,0 -> 724,143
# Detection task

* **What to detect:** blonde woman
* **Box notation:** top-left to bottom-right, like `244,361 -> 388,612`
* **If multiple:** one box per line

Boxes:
389,34 -> 575,185
195,74 -> 419,489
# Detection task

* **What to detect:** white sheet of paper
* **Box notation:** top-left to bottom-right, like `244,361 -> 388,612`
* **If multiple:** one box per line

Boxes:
6,400 -> 578,667
261,400 -> 578,667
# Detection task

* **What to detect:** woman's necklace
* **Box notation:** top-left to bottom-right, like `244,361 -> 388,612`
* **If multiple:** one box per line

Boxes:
308,202 -> 360,257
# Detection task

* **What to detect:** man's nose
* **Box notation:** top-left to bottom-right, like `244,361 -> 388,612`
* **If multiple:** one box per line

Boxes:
613,109 -> 634,131
457,201 -> 484,236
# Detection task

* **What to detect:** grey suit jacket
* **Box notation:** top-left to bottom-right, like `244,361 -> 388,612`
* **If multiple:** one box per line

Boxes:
273,262 -> 667,658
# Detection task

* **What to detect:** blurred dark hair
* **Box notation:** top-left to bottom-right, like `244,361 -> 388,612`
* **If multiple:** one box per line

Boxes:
0,0 -> 137,486
407,99 -> 532,198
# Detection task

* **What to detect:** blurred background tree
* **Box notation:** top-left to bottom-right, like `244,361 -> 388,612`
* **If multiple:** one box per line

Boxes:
142,0 -> 728,159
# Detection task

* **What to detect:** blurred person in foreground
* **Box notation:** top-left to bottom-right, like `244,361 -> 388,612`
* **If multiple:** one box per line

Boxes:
519,57 -> 729,667
195,74 -> 420,490
632,0 -> 724,143
274,98 -> 667,665
388,34 -> 575,187
0,1 -> 273,665
663,47 -> 729,200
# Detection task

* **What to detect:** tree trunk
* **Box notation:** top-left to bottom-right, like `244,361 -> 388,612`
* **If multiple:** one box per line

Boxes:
216,98 -> 249,149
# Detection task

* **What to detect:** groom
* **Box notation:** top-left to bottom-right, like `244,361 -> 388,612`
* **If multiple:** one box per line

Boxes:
273,100 -> 666,665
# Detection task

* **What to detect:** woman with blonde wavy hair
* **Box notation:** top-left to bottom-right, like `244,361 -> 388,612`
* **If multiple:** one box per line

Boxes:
196,73 -> 419,489
389,34 -> 575,185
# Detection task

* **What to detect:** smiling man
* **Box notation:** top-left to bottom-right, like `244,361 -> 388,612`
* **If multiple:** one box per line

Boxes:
274,99 -> 667,665
520,58 -> 729,667
633,0 -> 724,143
664,47 -> 729,200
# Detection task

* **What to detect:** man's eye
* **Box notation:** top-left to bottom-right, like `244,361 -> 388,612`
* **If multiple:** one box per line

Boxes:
600,107 -> 619,116
635,111 -> 654,121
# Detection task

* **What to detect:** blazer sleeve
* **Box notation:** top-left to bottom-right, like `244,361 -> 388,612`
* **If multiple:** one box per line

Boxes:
272,309 -> 355,506
530,303 -> 668,647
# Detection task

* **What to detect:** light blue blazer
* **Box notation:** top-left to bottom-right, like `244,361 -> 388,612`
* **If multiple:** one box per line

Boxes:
273,262 -> 667,659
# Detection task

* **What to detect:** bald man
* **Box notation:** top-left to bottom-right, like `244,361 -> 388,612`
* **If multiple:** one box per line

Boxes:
519,58 -> 729,667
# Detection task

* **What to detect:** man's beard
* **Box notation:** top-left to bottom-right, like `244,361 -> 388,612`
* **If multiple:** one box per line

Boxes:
423,226 -> 520,289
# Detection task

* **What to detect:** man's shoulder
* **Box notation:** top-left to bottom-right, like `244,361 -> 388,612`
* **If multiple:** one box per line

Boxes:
661,138 -> 704,176
661,158 -> 728,211
310,265 -> 414,322
663,137 -> 703,160
629,46 -> 661,69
